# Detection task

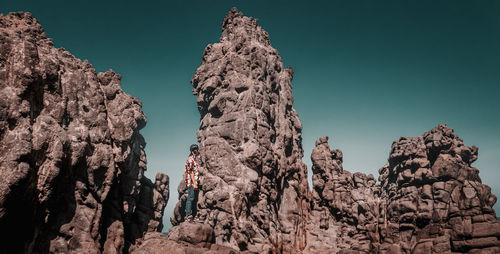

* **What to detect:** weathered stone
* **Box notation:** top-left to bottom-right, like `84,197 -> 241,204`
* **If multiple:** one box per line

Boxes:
378,124 -> 500,253
131,230 -> 239,254
174,7 -> 310,252
1,8 -> 500,254
167,222 -> 215,245
0,12 -> 168,253
130,233 -> 187,254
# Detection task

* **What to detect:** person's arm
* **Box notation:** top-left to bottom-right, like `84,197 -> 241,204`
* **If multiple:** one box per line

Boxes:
187,157 -> 198,189
184,160 -> 189,186
190,171 -> 197,189
193,158 -> 199,189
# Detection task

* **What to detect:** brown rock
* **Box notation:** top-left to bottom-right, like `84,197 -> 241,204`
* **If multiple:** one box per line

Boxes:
2,8 -> 500,254
472,222 -> 500,238
0,12 -> 168,253
131,230 -> 239,254
168,222 -> 215,245
183,7 -> 310,252
130,233 -> 186,254
378,124 -> 500,253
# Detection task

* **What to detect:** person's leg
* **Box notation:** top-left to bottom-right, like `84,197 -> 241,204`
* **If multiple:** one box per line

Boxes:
185,186 -> 194,218
193,188 -> 199,218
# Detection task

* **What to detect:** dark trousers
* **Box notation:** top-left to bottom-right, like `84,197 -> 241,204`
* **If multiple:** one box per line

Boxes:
185,186 -> 198,217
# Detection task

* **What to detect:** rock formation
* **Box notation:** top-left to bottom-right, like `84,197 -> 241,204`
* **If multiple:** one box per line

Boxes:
174,7 -> 310,253
1,8 -> 499,254
132,223 -> 239,254
170,178 -> 190,226
307,124 -> 500,253
307,136 -> 381,253
0,12 -> 168,253
377,124 -> 500,253
169,8 -> 500,254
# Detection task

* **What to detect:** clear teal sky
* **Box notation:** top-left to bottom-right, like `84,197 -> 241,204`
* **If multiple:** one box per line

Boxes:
3,0 -> 500,229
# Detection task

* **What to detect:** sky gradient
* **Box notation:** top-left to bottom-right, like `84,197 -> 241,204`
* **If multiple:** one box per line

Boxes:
3,0 -> 500,231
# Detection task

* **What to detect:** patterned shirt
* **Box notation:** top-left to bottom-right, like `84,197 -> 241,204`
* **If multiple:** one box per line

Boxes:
185,154 -> 199,187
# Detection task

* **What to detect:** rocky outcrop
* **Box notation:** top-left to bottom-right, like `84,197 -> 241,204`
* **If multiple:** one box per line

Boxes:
1,8 -> 499,254
306,136 -> 381,253
169,7 -> 500,254
131,223 -> 239,254
170,178 -> 190,226
180,7 -> 310,253
307,124 -> 500,254
377,124 -> 500,253
0,12 -> 168,253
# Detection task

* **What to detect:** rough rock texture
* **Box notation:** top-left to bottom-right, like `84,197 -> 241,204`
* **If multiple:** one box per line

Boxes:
306,136 -> 382,253
308,124 -> 500,253
2,8 -> 500,254
377,124 -> 500,253
170,178 -> 190,226
173,7 -> 310,253
131,223 -> 239,254
0,12 -> 168,253
173,8 -> 500,254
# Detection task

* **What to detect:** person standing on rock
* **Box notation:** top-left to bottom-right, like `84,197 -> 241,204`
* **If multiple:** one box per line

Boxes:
184,144 -> 200,222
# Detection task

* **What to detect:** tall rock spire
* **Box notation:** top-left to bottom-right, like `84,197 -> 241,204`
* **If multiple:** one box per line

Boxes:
3,7 -> 498,254
182,7 -> 310,252
175,8 -> 500,253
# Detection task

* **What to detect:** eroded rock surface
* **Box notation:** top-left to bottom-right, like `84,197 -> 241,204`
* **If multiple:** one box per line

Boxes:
306,136 -> 381,253
1,8 -> 499,254
171,178 -> 190,226
178,7 -> 310,253
169,7 -> 500,254
0,12 -> 168,253
307,124 -> 500,254
377,124 -> 500,253
131,223 -> 239,254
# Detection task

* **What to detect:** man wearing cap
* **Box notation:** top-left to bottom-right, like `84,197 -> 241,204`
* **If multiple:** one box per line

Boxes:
184,144 -> 200,222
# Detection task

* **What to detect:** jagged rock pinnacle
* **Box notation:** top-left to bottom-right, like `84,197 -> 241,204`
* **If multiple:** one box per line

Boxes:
0,12 -> 169,253
1,8 -> 499,254
174,8 -> 309,253
220,7 -> 270,46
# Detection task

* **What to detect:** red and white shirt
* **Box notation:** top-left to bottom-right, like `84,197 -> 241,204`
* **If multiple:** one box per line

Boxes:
185,154 -> 199,187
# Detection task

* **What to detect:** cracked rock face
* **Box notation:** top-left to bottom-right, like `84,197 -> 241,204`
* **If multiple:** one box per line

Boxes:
182,7 -> 310,252
131,224 -> 239,254
307,136 -> 381,253
308,124 -> 500,253
172,8 -> 500,254
2,8 -> 499,254
0,12 -> 168,253
377,124 -> 500,253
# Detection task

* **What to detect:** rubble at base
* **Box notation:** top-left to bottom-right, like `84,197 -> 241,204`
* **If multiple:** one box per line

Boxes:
131,223 -> 239,254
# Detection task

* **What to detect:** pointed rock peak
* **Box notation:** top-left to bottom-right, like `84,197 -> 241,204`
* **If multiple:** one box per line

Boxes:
223,7 -> 243,22
1,11 -> 46,38
315,136 -> 329,146
220,7 -> 270,46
